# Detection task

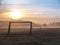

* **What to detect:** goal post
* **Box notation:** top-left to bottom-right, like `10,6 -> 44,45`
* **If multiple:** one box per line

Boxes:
7,21 -> 32,35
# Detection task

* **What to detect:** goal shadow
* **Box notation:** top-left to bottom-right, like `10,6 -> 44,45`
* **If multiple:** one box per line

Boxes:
7,21 -> 32,35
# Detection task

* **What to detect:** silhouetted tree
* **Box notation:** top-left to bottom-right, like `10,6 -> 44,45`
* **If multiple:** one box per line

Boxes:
43,24 -> 47,26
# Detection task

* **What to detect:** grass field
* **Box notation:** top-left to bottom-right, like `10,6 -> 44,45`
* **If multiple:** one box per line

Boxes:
0,28 -> 60,45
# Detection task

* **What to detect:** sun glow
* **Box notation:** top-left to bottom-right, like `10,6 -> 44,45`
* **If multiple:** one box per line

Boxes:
10,11 -> 23,19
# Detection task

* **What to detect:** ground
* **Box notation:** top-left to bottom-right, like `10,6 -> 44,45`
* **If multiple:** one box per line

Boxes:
0,28 -> 60,45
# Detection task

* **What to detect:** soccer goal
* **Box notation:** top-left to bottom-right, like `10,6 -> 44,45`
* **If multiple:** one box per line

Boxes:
7,21 -> 32,35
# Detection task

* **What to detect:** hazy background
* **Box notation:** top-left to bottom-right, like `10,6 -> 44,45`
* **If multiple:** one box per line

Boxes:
0,0 -> 60,24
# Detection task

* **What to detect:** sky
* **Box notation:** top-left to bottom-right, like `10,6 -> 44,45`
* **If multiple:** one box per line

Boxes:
0,0 -> 60,24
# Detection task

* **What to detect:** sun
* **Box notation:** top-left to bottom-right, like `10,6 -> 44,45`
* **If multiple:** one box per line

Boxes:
10,11 -> 22,19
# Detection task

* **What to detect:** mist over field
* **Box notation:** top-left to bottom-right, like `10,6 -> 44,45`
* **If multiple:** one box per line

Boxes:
0,21 -> 60,45
0,21 -> 60,34
0,21 -> 60,29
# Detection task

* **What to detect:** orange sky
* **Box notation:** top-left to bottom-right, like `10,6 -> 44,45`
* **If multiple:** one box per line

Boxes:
0,0 -> 60,24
